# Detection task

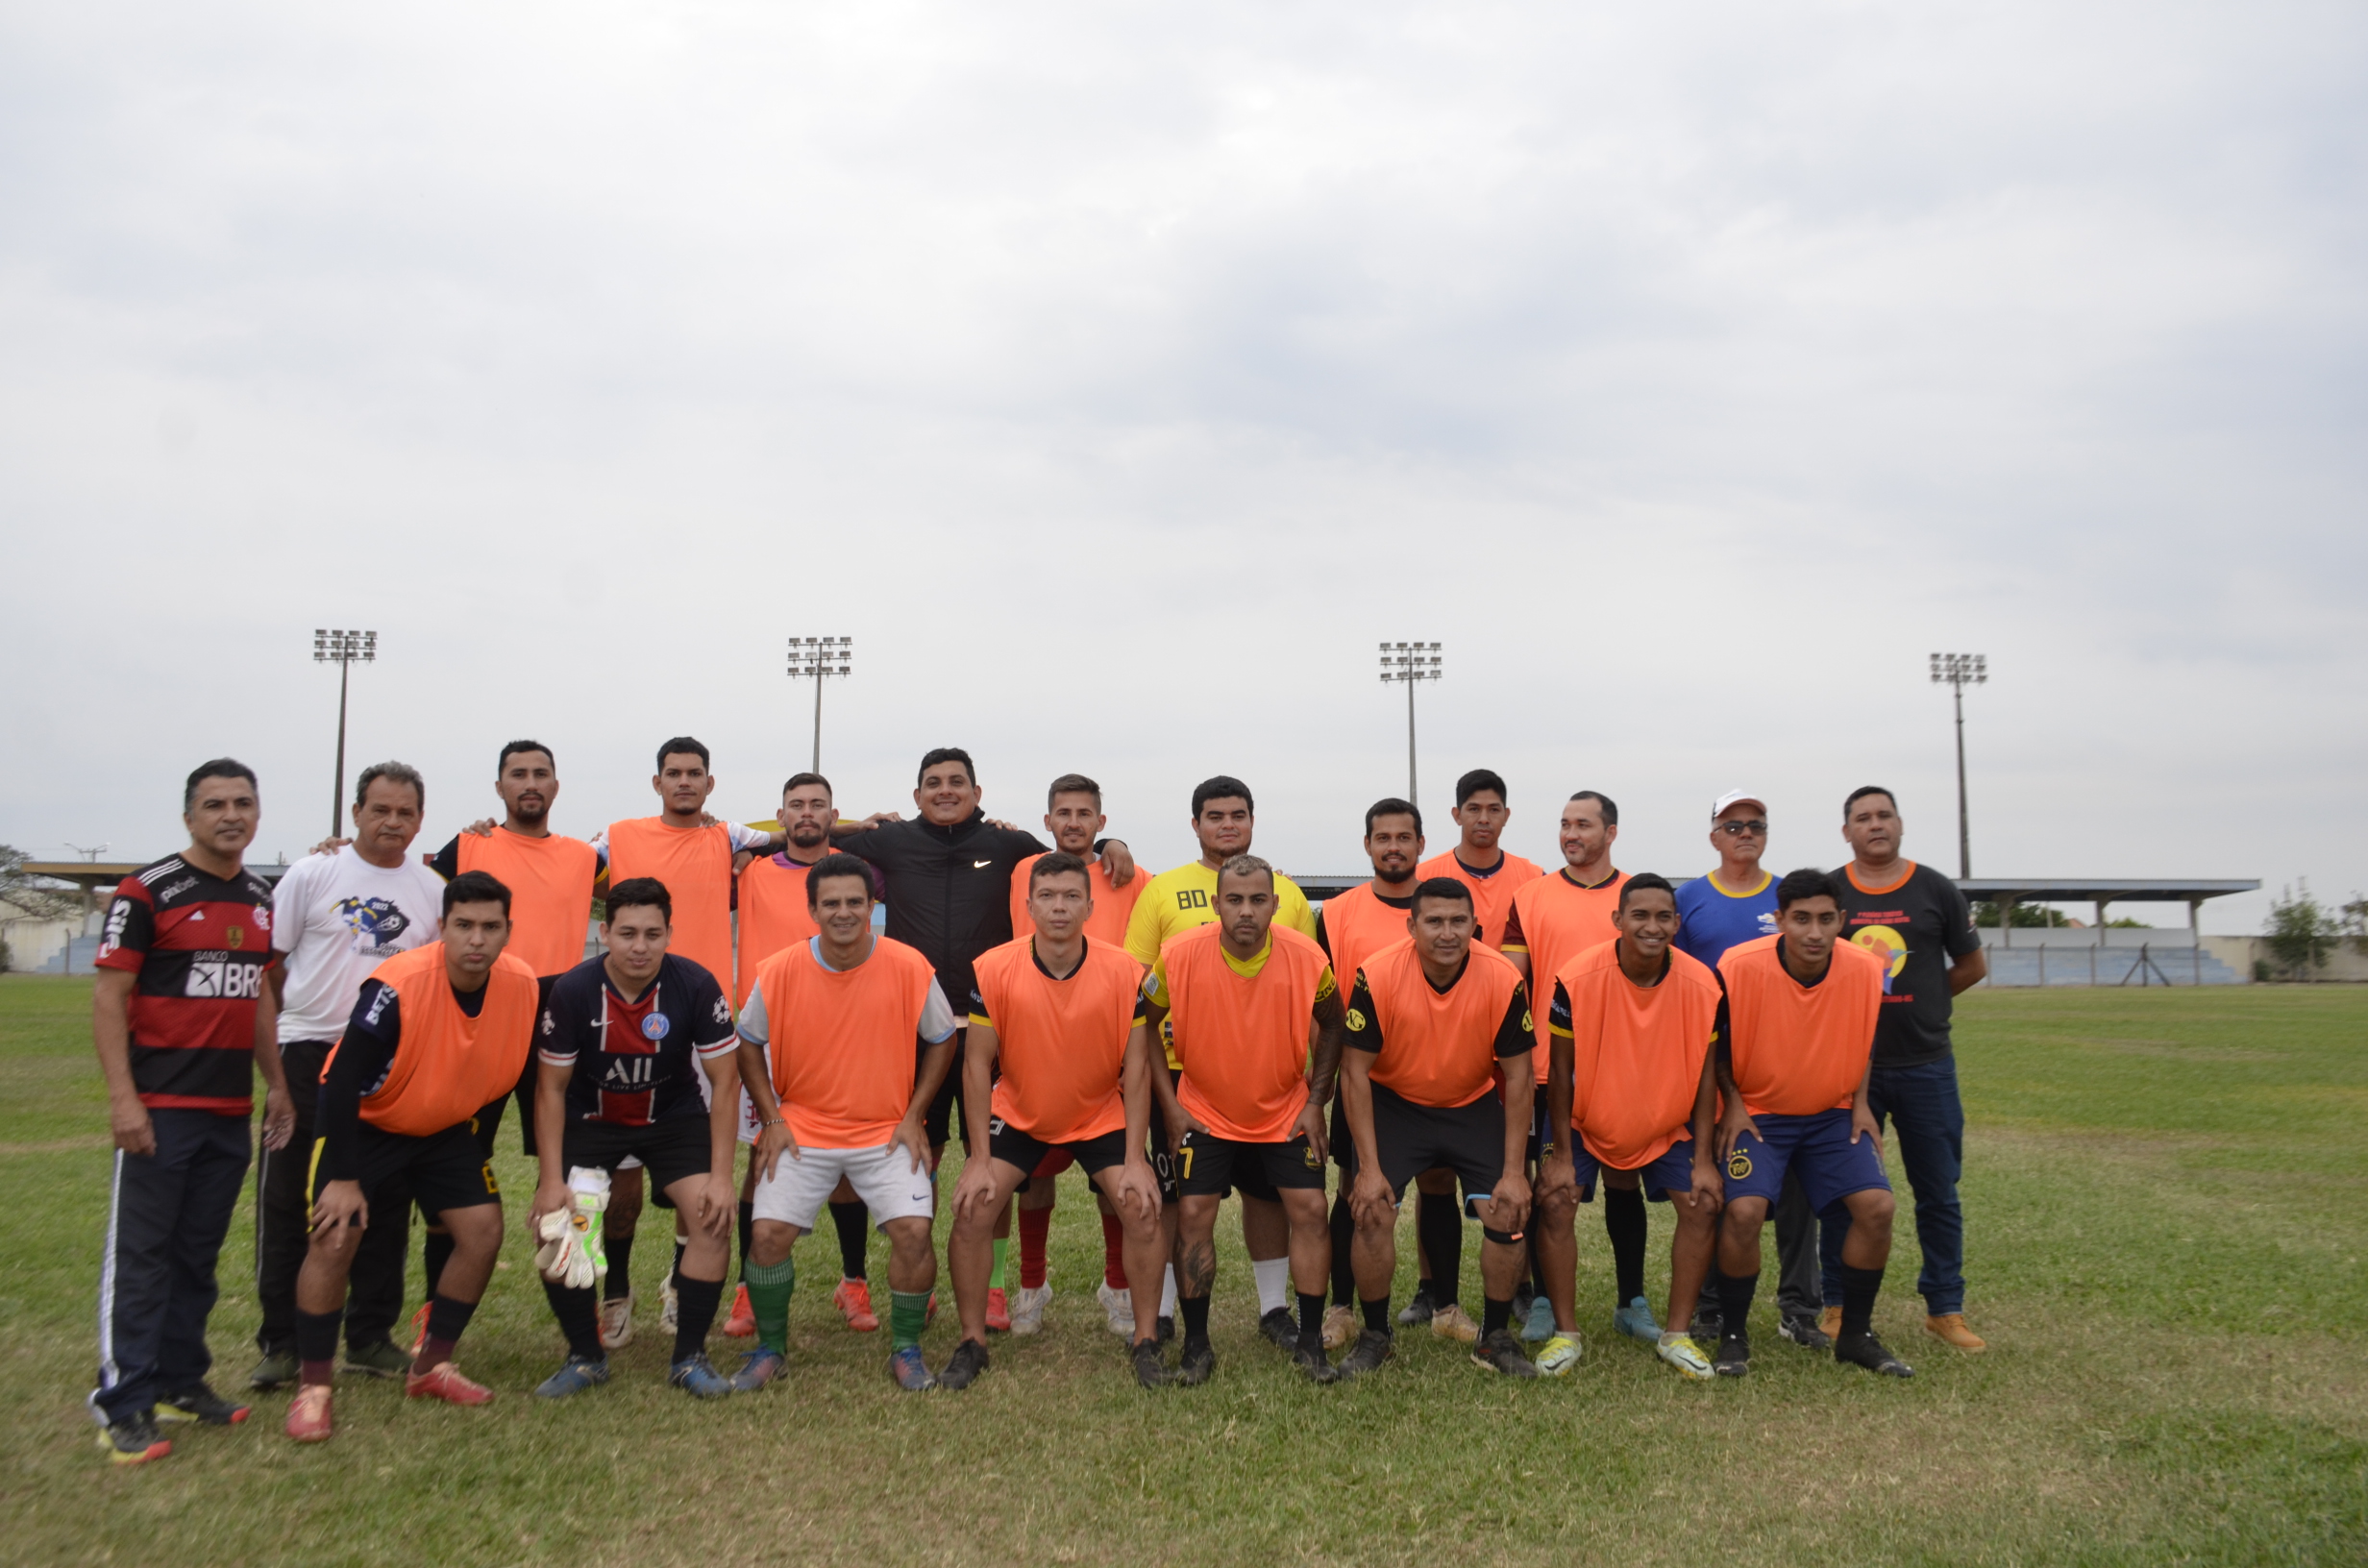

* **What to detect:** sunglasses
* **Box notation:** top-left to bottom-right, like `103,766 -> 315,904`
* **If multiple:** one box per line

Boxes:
1714,820 -> 1768,838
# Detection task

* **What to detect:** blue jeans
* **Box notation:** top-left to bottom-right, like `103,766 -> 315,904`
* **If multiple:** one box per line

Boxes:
1819,1056 -> 1965,1314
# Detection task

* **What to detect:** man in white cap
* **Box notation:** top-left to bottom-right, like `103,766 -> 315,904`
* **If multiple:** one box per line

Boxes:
1673,790 -> 1828,1352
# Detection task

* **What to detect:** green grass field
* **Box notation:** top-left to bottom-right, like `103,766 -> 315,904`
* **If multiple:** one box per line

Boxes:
3,977 -> 2363,1566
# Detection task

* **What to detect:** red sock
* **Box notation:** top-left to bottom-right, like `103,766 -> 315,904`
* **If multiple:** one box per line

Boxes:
1100,1212 -> 1127,1290
1020,1206 -> 1051,1290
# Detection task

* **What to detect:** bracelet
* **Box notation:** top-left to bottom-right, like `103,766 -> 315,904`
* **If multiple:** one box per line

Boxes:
761,1117 -> 784,1128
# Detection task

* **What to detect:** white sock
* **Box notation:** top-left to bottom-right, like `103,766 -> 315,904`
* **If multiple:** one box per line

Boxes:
1253,1257 -> 1290,1316
1159,1264 -> 1178,1318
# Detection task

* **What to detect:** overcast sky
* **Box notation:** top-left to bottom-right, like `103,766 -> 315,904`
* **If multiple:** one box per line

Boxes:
4,2 -> 2361,931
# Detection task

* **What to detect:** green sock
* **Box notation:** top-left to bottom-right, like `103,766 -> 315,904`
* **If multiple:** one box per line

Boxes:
890,1290 -> 930,1350
744,1255 -> 796,1355
990,1238 -> 1008,1292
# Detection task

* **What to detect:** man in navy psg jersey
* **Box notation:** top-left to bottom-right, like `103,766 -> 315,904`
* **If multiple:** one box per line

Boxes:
528,878 -> 742,1401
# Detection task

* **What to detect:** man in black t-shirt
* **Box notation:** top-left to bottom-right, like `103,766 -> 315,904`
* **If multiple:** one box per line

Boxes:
1827,786 -> 1989,1353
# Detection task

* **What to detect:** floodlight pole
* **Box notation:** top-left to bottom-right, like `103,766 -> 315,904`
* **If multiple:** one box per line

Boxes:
1930,651 -> 1987,880
313,629 -> 378,839
1378,642 -> 1443,807
788,636 -> 853,774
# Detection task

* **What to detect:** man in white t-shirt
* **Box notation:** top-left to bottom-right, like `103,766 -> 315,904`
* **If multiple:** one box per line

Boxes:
247,762 -> 450,1390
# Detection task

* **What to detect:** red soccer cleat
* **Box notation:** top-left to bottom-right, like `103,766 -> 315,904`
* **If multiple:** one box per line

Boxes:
284,1385 -> 334,1443
724,1283 -> 756,1338
405,1362 -> 493,1407
985,1287 -> 1011,1334
832,1278 -> 879,1333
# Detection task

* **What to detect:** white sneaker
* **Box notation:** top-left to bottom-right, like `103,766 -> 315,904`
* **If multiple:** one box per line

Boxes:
659,1276 -> 678,1334
1097,1280 -> 1135,1337
599,1291 -> 635,1350
1011,1284 -> 1053,1335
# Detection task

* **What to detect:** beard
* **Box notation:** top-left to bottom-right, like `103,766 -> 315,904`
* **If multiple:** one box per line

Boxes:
788,822 -> 829,849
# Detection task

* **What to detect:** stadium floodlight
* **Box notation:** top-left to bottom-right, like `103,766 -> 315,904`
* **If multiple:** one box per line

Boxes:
1930,651 -> 1987,879
1379,641 -> 1443,808
788,636 -> 854,774
313,628 -> 378,838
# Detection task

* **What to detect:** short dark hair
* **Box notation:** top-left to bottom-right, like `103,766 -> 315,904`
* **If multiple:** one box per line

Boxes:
1365,797 -> 1422,837
1617,872 -> 1676,910
1047,772 -> 1101,809
1193,775 -> 1254,819
1218,852 -> 1274,889
781,772 -> 832,797
1776,867 -> 1847,911
1028,850 -> 1093,891
1843,785 -> 1896,819
184,758 -> 258,812
497,740 -> 554,772
805,851 -> 876,910
604,876 -> 673,925
1411,876 -> 1472,915
1454,770 -> 1508,808
656,737 -> 710,772
1567,789 -> 1618,826
918,747 -> 976,787
442,870 -> 511,919
355,761 -> 424,812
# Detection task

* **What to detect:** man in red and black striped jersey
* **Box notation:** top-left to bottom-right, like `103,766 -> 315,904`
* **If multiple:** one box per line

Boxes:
87,760 -> 296,1465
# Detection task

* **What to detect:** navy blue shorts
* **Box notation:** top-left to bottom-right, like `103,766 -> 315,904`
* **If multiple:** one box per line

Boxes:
1571,1135 -> 1701,1204
1723,1109 -> 1888,1213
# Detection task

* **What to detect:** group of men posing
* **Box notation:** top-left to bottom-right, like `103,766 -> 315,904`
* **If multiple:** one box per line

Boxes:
85,741 -> 1987,1464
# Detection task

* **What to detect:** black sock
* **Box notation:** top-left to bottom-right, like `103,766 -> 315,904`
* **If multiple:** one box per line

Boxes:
674,1274 -> 726,1360
736,1202 -> 755,1273
1718,1270 -> 1759,1338
605,1235 -> 634,1300
1418,1190 -> 1463,1308
424,1293 -> 478,1346
1296,1291 -> 1325,1352
1604,1185 -> 1646,1305
671,1234 -> 686,1289
1361,1296 -> 1392,1334
544,1279 -> 604,1360
1179,1295 -> 1211,1345
830,1200 -> 869,1282
1839,1263 -> 1885,1338
294,1307 -> 343,1365
423,1229 -> 455,1299
1328,1192 -> 1356,1307
1702,1262 -> 1727,1317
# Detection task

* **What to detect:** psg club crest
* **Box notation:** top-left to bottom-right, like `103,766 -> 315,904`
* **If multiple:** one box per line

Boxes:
641,1014 -> 671,1041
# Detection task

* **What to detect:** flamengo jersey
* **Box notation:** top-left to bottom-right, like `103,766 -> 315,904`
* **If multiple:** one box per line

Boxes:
95,856 -> 280,1114
1720,935 -> 1887,1116
455,828 -> 596,978
605,819 -> 737,992
350,944 -> 538,1136
1414,850 -> 1542,950
1549,941 -> 1723,1169
1152,923 -> 1334,1143
1351,940 -> 1530,1110
745,935 -> 941,1149
971,936 -> 1146,1145
539,952 -> 737,1126
1008,852 -> 1146,949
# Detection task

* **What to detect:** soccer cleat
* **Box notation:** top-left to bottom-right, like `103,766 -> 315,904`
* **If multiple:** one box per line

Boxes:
1613,1295 -> 1662,1344
1257,1307 -> 1298,1350
1320,1303 -> 1357,1351
888,1345 -> 938,1392
939,1338 -> 992,1390
599,1291 -> 636,1351
532,1355 -> 610,1400
246,1346 -> 298,1391
1780,1310 -> 1834,1352
833,1278 -> 880,1333
1819,1305 -> 1842,1341
1395,1286 -> 1437,1326
342,1338 -> 411,1379
1098,1280 -> 1136,1337
1131,1339 -> 1175,1387
984,1287 -> 1012,1334
730,1347 -> 785,1393
1011,1284 -> 1052,1335
1713,1330 -> 1751,1379
406,1361 -> 493,1406
284,1385 -> 333,1443
1924,1313 -> 1987,1352
1838,1331 -> 1915,1377
156,1384 -> 249,1425
723,1283 -> 756,1338
1536,1334 -> 1583,1377
1689,1302 -> 1723,1340
1657,1332 -> 1716,1380
1175,1340 -> 1217,1387
669,1352 -> 734,1399
1520,1295 -> 1557,1343
97,1413 -> 172,1464
659,1277 -> 678,1334
1429,1304 -> 1480,1344
407,1301 -> 431,1355
1291,1343 -> 1337,1384
1470,1329 -> 1540,1378
1334,1329 -> 1394,1380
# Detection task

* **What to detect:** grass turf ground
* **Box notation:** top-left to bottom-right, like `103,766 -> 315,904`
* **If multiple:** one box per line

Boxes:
2,978 -> 2363,1567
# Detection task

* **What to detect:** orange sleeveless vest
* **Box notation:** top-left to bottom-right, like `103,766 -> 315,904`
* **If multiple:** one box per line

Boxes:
751,935 -> 938,1149
1361,940 -> 1527,1110
736,856 -> 826,1006
358,944 -> 538,1136
1165,923 -> 1331,1142
606,818 -> 735,993
1554,940 -> 1723,1168
456,829 -> 596,978
974,936 -> 1140,1144
1720,936 -> 1886,1116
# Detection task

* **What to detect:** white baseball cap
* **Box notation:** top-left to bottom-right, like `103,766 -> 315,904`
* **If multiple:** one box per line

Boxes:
1711,789 -> 1766,819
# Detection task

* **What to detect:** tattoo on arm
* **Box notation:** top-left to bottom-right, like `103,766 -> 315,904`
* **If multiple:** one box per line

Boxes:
1307,989 -> 1347,1104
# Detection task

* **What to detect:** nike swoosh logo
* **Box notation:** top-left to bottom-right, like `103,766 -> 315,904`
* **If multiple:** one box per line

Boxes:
974,859 -> 995,870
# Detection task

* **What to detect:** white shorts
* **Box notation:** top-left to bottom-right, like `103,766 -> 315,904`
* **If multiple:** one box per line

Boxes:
751,1143 -> 935,1234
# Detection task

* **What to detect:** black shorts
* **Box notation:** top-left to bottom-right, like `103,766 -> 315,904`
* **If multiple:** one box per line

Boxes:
562,1115 -> 713,1193
317,1121 -> 499,1221
1175,1129 -> 1324,1198
1340,1083 -> 1506,1208
922,1029 -> 969,1148
989,1118 -> 1132,1181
